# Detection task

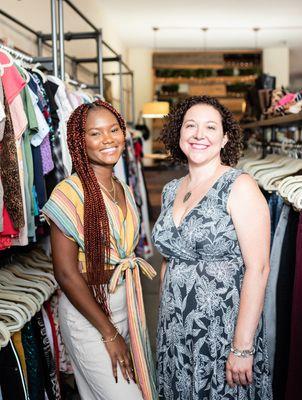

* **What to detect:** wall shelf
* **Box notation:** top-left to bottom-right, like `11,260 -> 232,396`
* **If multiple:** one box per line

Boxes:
241,113 -> 302,129
154,75 -> 257,85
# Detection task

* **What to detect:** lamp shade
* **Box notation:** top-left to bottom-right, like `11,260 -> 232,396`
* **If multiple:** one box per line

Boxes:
142,101 -> 169,118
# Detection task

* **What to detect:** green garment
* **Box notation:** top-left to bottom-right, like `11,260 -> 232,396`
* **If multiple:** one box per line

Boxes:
18,68 -> 38,239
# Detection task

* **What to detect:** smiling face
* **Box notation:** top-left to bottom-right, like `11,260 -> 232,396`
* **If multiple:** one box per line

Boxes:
84,107 -> 125,167
179,103 -> 228,166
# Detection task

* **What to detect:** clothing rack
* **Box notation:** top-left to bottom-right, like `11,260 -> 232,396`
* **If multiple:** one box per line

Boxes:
0,0 -> 135,123
0,249 -> 58,348
250,139 -> 302,158
0,43 -> 33,63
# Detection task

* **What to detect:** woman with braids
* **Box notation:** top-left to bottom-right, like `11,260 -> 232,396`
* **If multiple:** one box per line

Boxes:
152,96 -> 272,399
42,100 -> 157,400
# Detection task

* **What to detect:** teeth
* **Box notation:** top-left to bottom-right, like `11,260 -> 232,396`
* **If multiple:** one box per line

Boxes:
191,144 -> 208,149
101,147 -> 116,153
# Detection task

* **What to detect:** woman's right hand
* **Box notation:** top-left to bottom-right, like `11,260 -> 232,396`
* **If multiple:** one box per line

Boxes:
104,333 -> 135,384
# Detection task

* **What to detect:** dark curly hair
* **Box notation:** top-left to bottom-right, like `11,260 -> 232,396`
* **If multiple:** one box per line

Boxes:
160,95 -> 243,166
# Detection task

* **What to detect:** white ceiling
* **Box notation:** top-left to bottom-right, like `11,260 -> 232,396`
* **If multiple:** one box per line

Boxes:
98,0 -> 302,49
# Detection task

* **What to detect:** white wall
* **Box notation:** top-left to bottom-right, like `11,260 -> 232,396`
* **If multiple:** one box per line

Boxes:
289,47 -> 302,90
263,47 -> 289,88
128,48 -> 153,162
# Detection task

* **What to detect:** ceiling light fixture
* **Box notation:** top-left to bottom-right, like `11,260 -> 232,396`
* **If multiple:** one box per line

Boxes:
253,27 -> 260,49
201,27 -> 209,52
142,27 -> 169,119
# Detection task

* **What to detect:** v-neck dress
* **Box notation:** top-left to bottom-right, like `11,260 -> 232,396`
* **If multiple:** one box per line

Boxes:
152,168 -> 272,400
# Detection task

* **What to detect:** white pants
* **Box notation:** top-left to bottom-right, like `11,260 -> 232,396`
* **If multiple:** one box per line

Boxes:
58,283 -> 143,400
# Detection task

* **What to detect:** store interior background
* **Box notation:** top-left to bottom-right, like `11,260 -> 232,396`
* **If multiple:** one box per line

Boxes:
1,0 -> 302,357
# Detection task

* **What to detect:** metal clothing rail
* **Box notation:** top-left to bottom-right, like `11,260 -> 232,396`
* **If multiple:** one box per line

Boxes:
58,0 -> 135,122
0,7 -> 81,71
0,43 -> 33,63
0,0 -> 135,123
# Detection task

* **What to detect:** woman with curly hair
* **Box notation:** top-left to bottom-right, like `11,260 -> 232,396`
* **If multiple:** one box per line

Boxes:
42,100 -> 157,400
152,95 -> 272,399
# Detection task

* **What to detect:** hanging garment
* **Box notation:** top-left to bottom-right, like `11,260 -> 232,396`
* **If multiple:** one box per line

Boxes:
48,294 -> 73,375
273,208 -> 299,400
47,76 -> 73,175
264,204 -> 290,375
0,95 -> 24,229
0,205 -> 19,249
31,73 -> 54,176
44,301 -> 61,377
0,52 -> 26,104
9,94 -> 27,139
0,339 -> 29,400
10,94 -> 29,246
0,78 -> 6,232
34,311 -> 61,400
12,331 -> 28,386
152,168 -> 272,400
19,81 -> 39,240
42,174 -> 157,400
268,193 -> 284,247
43,80 -> 66,188
285,212 -> 302,400
22,320 -> 45,400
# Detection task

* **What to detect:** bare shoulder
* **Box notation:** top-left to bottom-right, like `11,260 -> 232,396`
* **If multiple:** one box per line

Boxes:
228,173 -> 268,212
232,172 -> 262,195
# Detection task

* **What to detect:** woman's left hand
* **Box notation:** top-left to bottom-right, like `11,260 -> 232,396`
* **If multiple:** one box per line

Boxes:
226,352 -> 253,387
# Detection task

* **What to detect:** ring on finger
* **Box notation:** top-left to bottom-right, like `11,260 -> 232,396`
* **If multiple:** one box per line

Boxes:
119,359 -> 125,365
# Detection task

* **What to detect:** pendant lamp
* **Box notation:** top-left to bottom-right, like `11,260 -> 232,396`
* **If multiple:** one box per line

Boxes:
142,101 -> 169,118
142,27 -> 170,119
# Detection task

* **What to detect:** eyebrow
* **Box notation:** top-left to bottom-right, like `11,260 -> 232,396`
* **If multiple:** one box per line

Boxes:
183,119 -> 196,124
86,123 -> 119,132
183,119 -> 218,124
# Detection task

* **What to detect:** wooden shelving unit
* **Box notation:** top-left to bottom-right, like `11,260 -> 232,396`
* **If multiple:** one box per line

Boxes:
154,75 -> 258,85
151,50 -> 262,153
241,113 -> 302,129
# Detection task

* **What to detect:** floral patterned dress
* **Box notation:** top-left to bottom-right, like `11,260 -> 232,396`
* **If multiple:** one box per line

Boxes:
152,168 -> 272,400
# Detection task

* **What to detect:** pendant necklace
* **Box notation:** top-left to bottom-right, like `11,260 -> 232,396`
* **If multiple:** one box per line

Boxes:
98,178 -> 118,205
183,168 -> 220,203
182,177 -> 204,203
183,192 -> 191,203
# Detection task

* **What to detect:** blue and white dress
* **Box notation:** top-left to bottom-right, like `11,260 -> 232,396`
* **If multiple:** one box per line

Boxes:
152,168 -> 272,400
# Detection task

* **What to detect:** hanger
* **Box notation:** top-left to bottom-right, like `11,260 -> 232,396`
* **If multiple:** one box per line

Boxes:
17,61 -> 30,84
0,284 -> 43,309
279,176 -> 302,198
0,308 -> 24,333
0,271 -> 48,303
0,299 -> 31,322
0,321 -> 10,348
31,62 -> 47,83
0,47 -> 14,76
277,174 -> 302,210
11,262 -> 57,288
0,290 -> 38,316
260,159 -> 302,190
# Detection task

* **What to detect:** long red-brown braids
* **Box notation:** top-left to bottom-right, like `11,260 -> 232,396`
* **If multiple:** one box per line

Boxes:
67,99 -> 126,316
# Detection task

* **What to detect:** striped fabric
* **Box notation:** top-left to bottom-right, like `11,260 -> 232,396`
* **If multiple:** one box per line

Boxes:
42,174 -> 157,399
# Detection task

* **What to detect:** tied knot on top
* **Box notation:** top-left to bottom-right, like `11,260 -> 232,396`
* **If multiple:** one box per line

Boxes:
108,254 -> 156,294
107,253 -> 158,399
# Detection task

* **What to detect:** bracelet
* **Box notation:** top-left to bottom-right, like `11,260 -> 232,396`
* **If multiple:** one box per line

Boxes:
101,329 -> 119,343
230,343 -> 255,358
